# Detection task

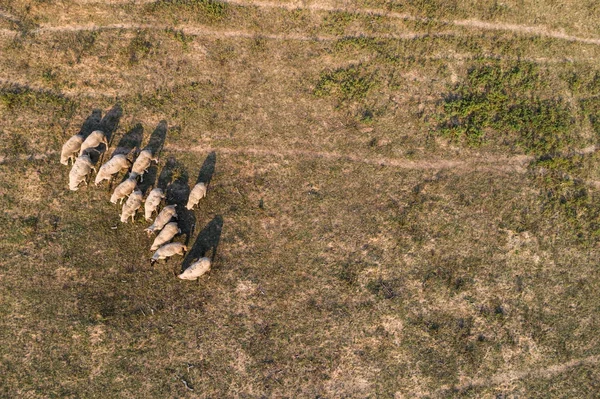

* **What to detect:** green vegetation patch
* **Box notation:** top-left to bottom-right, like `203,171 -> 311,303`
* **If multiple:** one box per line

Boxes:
145,0 -> 228,22
530,153 -> 600,245
580,97 -> 600,141
314,64 -> 377,101
0,84 -> 73,110
435,62 -> 574,153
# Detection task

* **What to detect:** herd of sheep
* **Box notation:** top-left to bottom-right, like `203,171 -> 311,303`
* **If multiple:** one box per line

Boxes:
60,125 -> 211,281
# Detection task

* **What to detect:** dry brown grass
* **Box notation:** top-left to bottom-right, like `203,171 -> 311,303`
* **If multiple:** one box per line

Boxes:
1,0 -> 600,398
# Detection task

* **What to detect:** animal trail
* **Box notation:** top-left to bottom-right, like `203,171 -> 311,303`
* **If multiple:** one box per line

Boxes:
67,0 -> 600,46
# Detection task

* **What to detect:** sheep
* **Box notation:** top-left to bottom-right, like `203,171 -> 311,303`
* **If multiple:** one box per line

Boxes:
110,176 -> 137,204
150,222 -> 181,251
186,182 -> 207,210
144,204 -> 177,235
95,154 -> 132,186
79,130 -> 108,155
120,189 -> 143,223
178,257 -> 211,281
60,134 -> 84,165
144,188 -> 165,221
150,242 -> 187,265
68,154 -> 96,191
130,149 -> 158,182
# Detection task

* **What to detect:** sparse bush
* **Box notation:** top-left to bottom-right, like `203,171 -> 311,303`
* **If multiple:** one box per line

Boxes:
0,85 -> 71,110
435,62 -> 575,153
314,65 -> 376,101
127,31 -> 153,65
530,154 -> 600,244
146,0 -> 228,22
165,28 -> 193,50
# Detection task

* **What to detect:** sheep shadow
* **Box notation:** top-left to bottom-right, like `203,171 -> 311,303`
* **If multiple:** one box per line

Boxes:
144,120 -> 168,158
196,151 -> 216,187
79,104 -> 121,169
161,157 -> 195,245
138,164 -> 159,195
100,103 -> 123,145
157,156 -> 178,191
113,123 -> 143,157
180,215 -> 223,274
77,109 -> 103,139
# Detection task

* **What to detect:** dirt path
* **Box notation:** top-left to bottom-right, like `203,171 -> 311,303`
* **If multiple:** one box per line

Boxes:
431,354 -> 600,396
67,0 -> 600,46
223,0 -> 600,45
0,77 -> 125,98
0,21 -> 454,42
0,145 -> 532,174
166,144 -> 534,173
0,24 -> 592,65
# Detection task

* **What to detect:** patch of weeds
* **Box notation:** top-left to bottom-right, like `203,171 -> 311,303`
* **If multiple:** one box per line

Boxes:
147,0 -> 228,22
315,64 -> 376,101
127,31 -> 153,65
210,42 -> 236,66
359,108 -> 374,123
3,133 -> 29,156
333,36 -> 379,53
530,154 -> 600,245
435,62 -> 574,154
336,260 -> 365,286
0,85 -> 72,111
320,11 -> 358,35
561,67 -> 600,96
366,278 -> 400,299
580,97 -> 600,142
165,28 -> 193,50
250,36 -> 267,53
139,86 -> 174,110
72,31 -> 98,62
41,68 -> 57,83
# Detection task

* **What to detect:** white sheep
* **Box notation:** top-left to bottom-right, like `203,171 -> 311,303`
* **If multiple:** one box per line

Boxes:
186,182 -> 207,210
60,134 -> 84,165
130,149 -> 158,182
144,204 -> 177,234
68,154 -> 96,191
95,154 -> 132,186
178,257 -> 211,281
120,189 -> 143,223
150,222 -> 181,251
144,188 -> 165,221
79,130 -> 108,155
110,176 -> 137,204
150,242 -> 187,265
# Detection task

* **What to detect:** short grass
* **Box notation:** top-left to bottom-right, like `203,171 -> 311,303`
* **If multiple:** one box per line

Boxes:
1,0 -> 600,398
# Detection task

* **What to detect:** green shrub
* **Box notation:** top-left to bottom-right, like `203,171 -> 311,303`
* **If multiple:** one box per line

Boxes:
314,65 -> 376,102
530,154 -> 600,244
147,0 -> 228,22
436,62 -> 574,153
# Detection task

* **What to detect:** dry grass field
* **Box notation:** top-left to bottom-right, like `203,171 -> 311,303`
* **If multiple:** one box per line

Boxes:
1,0 -> 600,397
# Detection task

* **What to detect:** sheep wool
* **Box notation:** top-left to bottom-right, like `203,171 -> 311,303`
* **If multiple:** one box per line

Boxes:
150,222 -> 181,251
120,189 -> 144,223
79,130 -> 108,155
145,204 -> 177,234
110,176 -> 137,204
68,154 -> 95,191
144,188 -> 165,221
150,242 -> 187,265
95,154 -> 131,185
60,134 -> 84,165
186,182 -> 207,210
130,149 -> 158,181
178,257 -> 211,281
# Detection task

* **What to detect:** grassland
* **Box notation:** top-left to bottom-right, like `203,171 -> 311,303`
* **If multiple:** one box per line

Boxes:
1,0 -> 600,397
